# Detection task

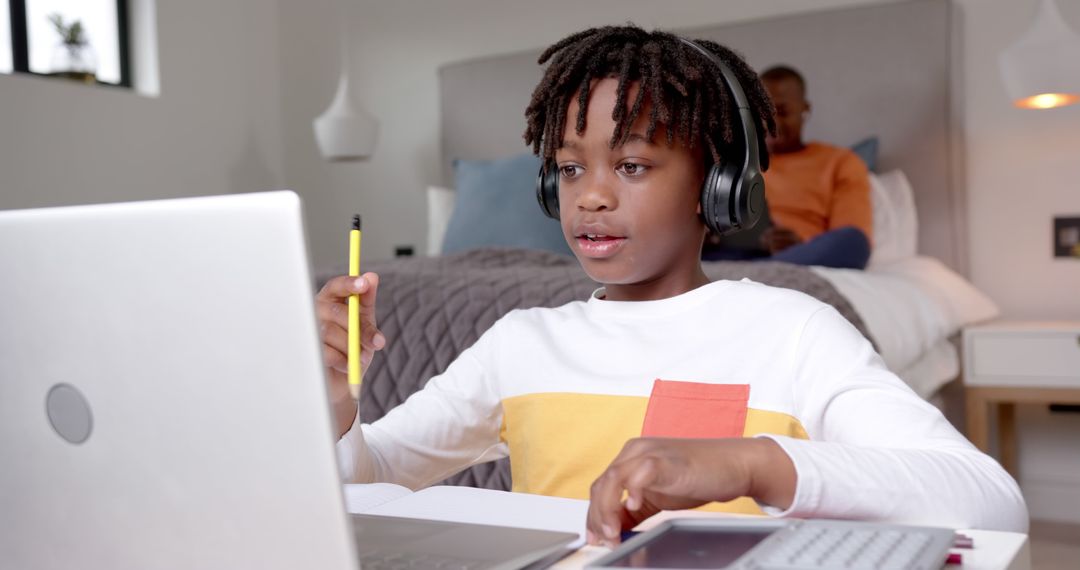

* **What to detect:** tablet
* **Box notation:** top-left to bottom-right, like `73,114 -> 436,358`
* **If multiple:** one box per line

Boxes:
586,518 -> 956,570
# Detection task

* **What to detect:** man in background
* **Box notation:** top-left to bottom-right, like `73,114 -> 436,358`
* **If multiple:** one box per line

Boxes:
758,65 -> 872,269
703,65 -> 873,269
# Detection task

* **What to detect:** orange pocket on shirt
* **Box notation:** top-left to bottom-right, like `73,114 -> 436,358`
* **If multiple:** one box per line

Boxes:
640,380 -> 749,439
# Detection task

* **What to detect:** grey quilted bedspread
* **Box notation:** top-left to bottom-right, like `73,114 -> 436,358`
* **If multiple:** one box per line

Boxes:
334,248 -> 872,491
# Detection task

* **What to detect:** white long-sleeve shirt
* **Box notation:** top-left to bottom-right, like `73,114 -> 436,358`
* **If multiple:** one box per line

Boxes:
337,279 -> 1028,532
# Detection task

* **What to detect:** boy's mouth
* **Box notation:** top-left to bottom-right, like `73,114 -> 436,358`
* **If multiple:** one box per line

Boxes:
575,233 -> 626,258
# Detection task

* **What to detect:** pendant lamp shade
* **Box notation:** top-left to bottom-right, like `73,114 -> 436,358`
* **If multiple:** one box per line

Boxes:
999,0 -> 1080,109
313,10 -> 378,162
313,72 -> 378,160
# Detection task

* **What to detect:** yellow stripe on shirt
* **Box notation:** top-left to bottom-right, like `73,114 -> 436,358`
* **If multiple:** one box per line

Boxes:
499,392 -> 809,514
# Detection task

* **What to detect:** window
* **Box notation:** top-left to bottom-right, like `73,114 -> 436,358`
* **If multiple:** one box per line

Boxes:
4,0 -> 129,86
1,0 -> 11,73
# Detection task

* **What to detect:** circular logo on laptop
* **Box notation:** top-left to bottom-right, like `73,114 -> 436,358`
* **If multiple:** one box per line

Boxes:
46,384 -> 93,444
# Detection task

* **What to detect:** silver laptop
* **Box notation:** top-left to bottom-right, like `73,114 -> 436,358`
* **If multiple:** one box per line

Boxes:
0,191 -> 575,570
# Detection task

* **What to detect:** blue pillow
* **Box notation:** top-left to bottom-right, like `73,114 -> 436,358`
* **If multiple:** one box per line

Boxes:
850,137 -> 879,172
441,153 -> 572,256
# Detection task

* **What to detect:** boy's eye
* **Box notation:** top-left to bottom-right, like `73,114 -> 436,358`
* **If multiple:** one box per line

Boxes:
617,162 -> 648,176
559,165 -> 582,178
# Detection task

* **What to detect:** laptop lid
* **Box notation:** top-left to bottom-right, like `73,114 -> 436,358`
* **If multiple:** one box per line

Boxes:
0,191 -> 359,570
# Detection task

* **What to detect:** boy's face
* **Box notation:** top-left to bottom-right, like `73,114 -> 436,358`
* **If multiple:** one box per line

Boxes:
555,78 -> 707,300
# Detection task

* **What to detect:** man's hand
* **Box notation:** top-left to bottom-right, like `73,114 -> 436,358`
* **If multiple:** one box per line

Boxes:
762,226 -> 803,254
586,438 -> 796,547
315,272 -> 385,438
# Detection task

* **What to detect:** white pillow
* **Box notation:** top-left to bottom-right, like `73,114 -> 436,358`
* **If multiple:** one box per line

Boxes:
426,185 -> 456,256
868,169 -> 918,267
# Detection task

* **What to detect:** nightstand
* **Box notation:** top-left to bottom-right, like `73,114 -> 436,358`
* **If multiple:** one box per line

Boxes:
963,321 -> 1080,477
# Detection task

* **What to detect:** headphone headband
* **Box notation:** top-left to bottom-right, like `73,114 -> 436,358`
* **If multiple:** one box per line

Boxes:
675,37 -> 768,172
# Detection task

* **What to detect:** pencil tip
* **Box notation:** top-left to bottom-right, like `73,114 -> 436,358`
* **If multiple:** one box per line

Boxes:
353,214 -> 361,231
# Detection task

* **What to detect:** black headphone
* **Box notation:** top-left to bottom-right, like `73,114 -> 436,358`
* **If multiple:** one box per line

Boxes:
535,37 -> 769,236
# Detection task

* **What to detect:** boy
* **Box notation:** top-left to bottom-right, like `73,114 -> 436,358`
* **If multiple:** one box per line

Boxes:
316,26 -> 1026,547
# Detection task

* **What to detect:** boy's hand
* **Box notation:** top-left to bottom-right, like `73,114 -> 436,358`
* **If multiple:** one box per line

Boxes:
585,437 -> 796,547
762,226 -> 803,254
315,272 -> 386,438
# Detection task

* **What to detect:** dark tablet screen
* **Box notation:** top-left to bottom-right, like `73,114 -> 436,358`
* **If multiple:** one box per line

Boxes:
603,526 -> 775,569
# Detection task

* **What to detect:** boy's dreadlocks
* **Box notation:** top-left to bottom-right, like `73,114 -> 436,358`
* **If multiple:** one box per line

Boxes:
523,25 -> 775,165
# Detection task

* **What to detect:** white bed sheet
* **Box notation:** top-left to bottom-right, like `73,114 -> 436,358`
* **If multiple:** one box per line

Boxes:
813,256 -> 998,396
895,337 -> 960,400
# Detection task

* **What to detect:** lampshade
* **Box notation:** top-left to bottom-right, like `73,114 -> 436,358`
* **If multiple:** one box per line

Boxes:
313,12 -> 378,162
313,71 -> 379,160
999,0 -> 1080,109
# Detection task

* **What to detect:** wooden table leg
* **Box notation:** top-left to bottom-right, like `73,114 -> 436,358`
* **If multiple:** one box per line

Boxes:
998,402 -> 1018,478
966,388 -> 990,454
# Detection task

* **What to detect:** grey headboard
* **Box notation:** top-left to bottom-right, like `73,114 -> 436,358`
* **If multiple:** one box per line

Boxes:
439,0 -> 966,273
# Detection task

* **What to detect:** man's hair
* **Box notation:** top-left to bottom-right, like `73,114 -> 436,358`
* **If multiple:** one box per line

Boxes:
760,65 -> 806,97
523,25 -> 775,164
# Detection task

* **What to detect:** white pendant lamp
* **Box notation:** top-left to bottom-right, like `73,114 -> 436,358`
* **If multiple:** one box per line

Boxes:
1000,0 -> 1080,109
313,13 -> 378,160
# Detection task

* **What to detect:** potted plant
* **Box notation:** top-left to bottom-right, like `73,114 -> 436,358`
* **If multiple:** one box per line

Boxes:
48,13 -> 97,84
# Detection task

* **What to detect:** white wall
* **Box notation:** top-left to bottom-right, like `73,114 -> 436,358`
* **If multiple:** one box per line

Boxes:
0,0 -> 285,210
957,0 -> 1080,322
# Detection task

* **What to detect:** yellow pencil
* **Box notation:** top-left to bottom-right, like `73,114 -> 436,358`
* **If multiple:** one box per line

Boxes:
348,214 -> 363,400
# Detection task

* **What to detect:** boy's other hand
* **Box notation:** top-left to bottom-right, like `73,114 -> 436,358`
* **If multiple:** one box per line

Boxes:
762,226 -> 803,254
585,437 -> 795,547
315,272 -> 385,438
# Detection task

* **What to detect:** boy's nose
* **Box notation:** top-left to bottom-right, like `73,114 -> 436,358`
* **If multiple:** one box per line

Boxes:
575,176 -> 618,212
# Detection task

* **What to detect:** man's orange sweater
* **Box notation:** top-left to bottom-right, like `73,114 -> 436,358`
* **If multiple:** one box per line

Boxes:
764,142 -> 872,244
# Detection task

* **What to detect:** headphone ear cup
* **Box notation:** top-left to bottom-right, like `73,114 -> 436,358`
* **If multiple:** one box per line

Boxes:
701,162 -> 766,236
700,162 -> 736,236
738,172 -> 766,231
535,161 -> 560,219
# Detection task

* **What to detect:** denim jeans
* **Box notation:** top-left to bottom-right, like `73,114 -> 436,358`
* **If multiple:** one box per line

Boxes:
770,226 -> 871,269
702,226 -> 871,270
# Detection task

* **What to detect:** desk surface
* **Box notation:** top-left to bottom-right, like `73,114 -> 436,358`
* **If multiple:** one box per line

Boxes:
550,511 -> 1031,570
344,484 -> 1031,570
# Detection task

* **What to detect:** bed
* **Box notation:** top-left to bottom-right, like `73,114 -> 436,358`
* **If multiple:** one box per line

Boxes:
338,0 -> 998,490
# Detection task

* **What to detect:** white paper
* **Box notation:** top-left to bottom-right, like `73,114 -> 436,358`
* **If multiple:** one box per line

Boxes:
364,486 -> 589,547
342,482 -> 414,513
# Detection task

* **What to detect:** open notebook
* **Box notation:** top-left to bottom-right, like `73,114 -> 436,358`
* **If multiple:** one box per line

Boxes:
344,484 -> 590,549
